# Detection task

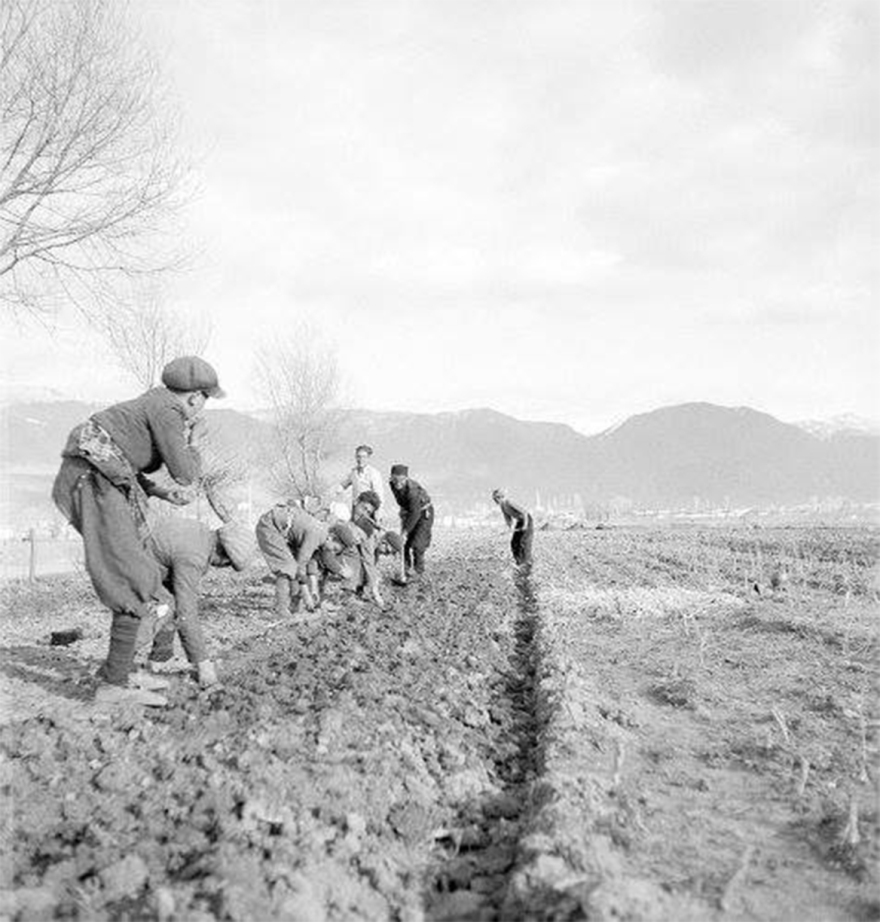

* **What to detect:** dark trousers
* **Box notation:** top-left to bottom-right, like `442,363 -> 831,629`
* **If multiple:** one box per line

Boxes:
511,516 -> 534,566
404,507 -> 434,573
52,458 -> 169,685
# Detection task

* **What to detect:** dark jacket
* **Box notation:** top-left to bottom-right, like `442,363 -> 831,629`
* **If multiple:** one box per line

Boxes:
89,387 -> 200,485
390,478 -> 432,533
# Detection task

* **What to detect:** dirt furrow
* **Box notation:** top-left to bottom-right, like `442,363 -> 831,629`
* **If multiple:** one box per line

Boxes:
425,566 -> 545,921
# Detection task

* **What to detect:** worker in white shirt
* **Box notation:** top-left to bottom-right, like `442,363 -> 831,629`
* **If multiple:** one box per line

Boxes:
336,444 -> 384,517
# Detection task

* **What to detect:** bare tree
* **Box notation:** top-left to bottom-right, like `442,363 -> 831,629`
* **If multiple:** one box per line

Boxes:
98,279 -> 211,390
0,0 -> 189,317
255,326 -> 346,500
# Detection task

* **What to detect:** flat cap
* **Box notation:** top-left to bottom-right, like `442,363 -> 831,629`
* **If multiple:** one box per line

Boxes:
161,356 -> 225,398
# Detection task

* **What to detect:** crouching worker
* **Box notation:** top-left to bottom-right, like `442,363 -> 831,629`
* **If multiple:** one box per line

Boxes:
143,519 -> 256,688
492,488 -> 534,567
312,522 -> 367,609
256,500 -> 350,617
51,355 -> 225,708
320,517 -> 388,610
353,486 -> 402,564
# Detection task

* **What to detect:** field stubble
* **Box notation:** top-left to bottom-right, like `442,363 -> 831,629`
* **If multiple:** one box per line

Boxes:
0,524 -> 877,921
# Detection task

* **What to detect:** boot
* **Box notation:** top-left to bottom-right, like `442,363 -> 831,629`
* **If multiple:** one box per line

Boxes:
94,683 -> 168,708
129,670 -> 171,691
197,660 -> 219,688
274,574 -> 292,617
102,612 -> 141,687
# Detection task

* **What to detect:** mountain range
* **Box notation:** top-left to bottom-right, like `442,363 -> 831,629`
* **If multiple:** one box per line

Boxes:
1,399 -> 877,527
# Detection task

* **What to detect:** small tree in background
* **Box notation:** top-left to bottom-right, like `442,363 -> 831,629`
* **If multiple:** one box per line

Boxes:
254,325 -> 346,501
97,280 -> 211,391
0,0 -> 189,318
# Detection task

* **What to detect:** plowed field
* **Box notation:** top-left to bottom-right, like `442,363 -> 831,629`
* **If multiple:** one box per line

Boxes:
1,525 -> 878,921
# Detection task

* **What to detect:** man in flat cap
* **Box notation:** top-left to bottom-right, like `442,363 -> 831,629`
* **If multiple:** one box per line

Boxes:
141,518 -> 257,688
389,464 -> 434,579
52,355 -> 225,708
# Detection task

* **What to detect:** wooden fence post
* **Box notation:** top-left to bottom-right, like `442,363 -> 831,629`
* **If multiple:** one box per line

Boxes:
27,528 -> 36,582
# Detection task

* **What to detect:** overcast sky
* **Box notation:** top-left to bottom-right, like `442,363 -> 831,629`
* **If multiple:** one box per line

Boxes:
2,0 -> 877,435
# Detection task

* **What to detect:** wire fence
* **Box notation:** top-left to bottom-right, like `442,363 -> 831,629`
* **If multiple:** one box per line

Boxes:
0,533 -> 84,582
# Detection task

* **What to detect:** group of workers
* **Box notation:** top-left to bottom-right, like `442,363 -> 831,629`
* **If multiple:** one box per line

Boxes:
51,356 -> 533,709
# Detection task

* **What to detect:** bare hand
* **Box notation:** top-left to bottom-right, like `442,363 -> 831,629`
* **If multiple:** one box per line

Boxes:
167,488 -> 193,506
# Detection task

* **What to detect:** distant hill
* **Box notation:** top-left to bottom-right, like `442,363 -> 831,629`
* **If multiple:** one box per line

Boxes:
1,399 -> 877,527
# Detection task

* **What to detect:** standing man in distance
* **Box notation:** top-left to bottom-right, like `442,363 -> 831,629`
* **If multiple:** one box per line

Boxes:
389,464 -> 434,579
492,488 -> 534,568
51,355 -> 225,707
336,445 -> 384,519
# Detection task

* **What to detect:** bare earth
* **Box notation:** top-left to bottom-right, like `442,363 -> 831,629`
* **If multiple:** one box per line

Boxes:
1,525 -> 878,921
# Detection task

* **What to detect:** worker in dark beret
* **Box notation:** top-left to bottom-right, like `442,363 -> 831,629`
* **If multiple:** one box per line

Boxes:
51,355 -> 225,709
389,464 -> 434,578
492,488 -> 534,567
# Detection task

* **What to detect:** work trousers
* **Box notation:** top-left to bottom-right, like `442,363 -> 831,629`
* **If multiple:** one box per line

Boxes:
404,506 -> 434,574
52,457 -> 171,685
144,598 -> 207,665
511,516 -> 534,566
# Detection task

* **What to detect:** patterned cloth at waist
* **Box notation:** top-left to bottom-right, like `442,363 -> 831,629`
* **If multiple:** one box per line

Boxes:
63,418 -> 138,487
63,418 -> 150,529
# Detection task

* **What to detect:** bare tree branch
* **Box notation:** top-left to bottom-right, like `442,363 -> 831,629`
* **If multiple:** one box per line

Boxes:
0,0 -> 190,318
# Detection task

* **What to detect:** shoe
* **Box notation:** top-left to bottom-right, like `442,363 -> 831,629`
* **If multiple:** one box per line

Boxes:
197,660 -> 219,688
94,683 -> 167,708
129,670 -> 171,691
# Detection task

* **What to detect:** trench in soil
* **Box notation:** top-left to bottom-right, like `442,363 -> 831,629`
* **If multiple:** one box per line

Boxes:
425,566 -> 545,920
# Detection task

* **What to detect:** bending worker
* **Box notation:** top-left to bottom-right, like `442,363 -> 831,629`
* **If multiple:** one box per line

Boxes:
256,499 -> 352,616
51,355 -> 225,708
389,464 -> 434,578
492,488 -> 534,567
144,518 -> 257,690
